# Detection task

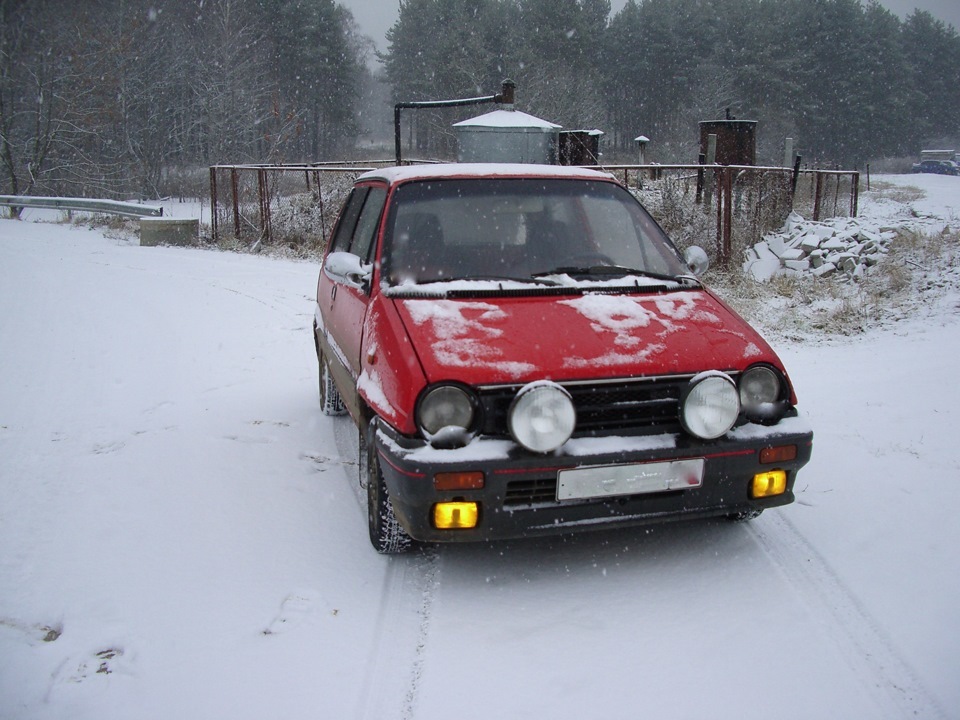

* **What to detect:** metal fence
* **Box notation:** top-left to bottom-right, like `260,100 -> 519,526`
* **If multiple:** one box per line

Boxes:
209,162 -> 388,249
606,164 -> 859,265
209,161 -> 858,265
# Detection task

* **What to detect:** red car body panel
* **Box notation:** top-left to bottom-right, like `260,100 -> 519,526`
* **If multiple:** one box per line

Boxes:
357,294 -> 427,434
390,289 -> 791,391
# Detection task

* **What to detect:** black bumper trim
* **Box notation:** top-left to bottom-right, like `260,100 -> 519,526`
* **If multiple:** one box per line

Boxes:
374,421 -> 813,543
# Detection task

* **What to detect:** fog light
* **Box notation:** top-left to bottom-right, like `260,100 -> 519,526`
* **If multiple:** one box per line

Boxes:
751,470 -> 787,498
433,502 -> 479,529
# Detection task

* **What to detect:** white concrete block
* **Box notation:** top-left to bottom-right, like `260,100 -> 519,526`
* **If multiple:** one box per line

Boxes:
800,234 -> 822,252
767,235 -> 787,257
812,262 -> 836,277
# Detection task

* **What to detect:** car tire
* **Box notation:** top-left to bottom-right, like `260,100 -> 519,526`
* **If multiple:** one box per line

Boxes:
364,421 -> 414,554
726,508 -> 763,522
318,348 -> 345,416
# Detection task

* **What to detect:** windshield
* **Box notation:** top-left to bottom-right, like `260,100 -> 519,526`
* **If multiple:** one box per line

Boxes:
380,178 -> 688,286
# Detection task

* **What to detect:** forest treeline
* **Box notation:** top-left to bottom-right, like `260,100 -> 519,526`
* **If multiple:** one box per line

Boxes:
385,0 -> 960,168
2,0 -> 959,199
0,0 -> 370,198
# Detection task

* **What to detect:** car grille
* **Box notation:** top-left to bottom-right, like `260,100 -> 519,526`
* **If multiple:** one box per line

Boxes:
478,375 -> 703,438
503,478 -> 557,506
483,374 -> 738,507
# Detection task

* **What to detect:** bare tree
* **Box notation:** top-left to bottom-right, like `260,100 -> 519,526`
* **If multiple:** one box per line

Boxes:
0,0 -> 97,207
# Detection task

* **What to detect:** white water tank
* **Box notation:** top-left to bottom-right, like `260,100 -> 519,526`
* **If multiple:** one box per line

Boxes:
454,109 -> 561,164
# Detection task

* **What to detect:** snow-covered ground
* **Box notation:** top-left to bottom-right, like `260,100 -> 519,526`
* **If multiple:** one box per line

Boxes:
1,174 -> 958,719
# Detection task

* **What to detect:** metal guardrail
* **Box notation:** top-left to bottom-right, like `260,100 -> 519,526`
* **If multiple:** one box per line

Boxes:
0,195 -> 163,218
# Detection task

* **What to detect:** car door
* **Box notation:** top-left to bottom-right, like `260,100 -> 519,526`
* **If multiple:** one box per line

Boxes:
318,183 -> 388,415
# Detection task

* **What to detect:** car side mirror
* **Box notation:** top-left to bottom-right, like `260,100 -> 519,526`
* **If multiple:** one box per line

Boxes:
324,251 -> 372,289
684,246 -> 709,276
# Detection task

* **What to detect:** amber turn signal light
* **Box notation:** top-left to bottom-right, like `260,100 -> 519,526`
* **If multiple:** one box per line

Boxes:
434,471 -> 485,491
760,445 -> 797,464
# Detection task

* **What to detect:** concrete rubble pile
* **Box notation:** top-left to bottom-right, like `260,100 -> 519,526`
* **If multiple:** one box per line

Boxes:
744,212 -> 899,282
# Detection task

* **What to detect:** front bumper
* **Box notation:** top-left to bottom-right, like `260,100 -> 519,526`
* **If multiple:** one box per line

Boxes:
375,417 -> 813,543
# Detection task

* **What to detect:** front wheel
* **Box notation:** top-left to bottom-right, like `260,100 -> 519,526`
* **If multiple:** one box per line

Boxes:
318,346 -> 345,416
364,422 -> 414,554
726,508 -> 763,522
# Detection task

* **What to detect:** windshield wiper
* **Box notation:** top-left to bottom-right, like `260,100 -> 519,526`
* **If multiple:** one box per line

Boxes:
532,265 -> 697,286
439,274 -> 564,286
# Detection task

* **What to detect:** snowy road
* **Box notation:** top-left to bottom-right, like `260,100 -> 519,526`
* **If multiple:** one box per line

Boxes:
1,215 -> 957,719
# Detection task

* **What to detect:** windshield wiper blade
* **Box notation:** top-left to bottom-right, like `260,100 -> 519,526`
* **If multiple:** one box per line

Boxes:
532,265 -> 696,285
440,274 -> 563,286
602,266 -> 703,286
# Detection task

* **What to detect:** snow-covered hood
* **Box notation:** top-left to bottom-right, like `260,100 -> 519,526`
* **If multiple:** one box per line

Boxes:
393,289 -> 783,386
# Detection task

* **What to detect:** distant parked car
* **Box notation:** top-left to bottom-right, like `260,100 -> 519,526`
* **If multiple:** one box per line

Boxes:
314,163 -> 813,553
911,160 -> 960,175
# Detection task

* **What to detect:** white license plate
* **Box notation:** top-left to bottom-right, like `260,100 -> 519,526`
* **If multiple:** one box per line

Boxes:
557,458 -> 704,501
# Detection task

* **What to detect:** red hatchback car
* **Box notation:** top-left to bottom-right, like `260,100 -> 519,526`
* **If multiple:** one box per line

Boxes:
314,164 -> 812,552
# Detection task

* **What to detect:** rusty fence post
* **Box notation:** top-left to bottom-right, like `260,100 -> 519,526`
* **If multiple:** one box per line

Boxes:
851,171 -> 860,217
230,168 -> 241,240
722,167 -> 733,264
791,156 -> 801,200
707,167 -> 723,264
813,171 -> 823,221
317,174 -> 327,241
752,169 -> 763,242
695,153 -> 705,204
832,175 -> 840,217
257,168 -> 271,243
209,167 -> 219,243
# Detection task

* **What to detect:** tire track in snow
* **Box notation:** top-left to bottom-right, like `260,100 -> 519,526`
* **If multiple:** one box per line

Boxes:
355,549 -> 439,720
331,415 -> 439,720
749,512 -> 947,719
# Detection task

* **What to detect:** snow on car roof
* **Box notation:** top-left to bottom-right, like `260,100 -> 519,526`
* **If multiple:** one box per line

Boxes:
357,163 -> 616,185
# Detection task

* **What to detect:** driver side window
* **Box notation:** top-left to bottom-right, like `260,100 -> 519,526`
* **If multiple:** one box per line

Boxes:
351,187 -> 387,264
330,188 -> 367,254
329,186 -> 387,266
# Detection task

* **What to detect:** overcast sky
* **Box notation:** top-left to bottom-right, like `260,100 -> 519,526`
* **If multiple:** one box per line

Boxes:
345,0 -> 960,56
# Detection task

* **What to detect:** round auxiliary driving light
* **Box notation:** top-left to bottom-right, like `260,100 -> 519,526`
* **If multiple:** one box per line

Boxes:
508,382 -> 576,454
417,385 -> 476,440
681,373 -> 740,440
739,365 -> 785,423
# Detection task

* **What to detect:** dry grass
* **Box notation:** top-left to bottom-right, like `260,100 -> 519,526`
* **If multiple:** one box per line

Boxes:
866,180 -> 925,204
70,212 -> 143,243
